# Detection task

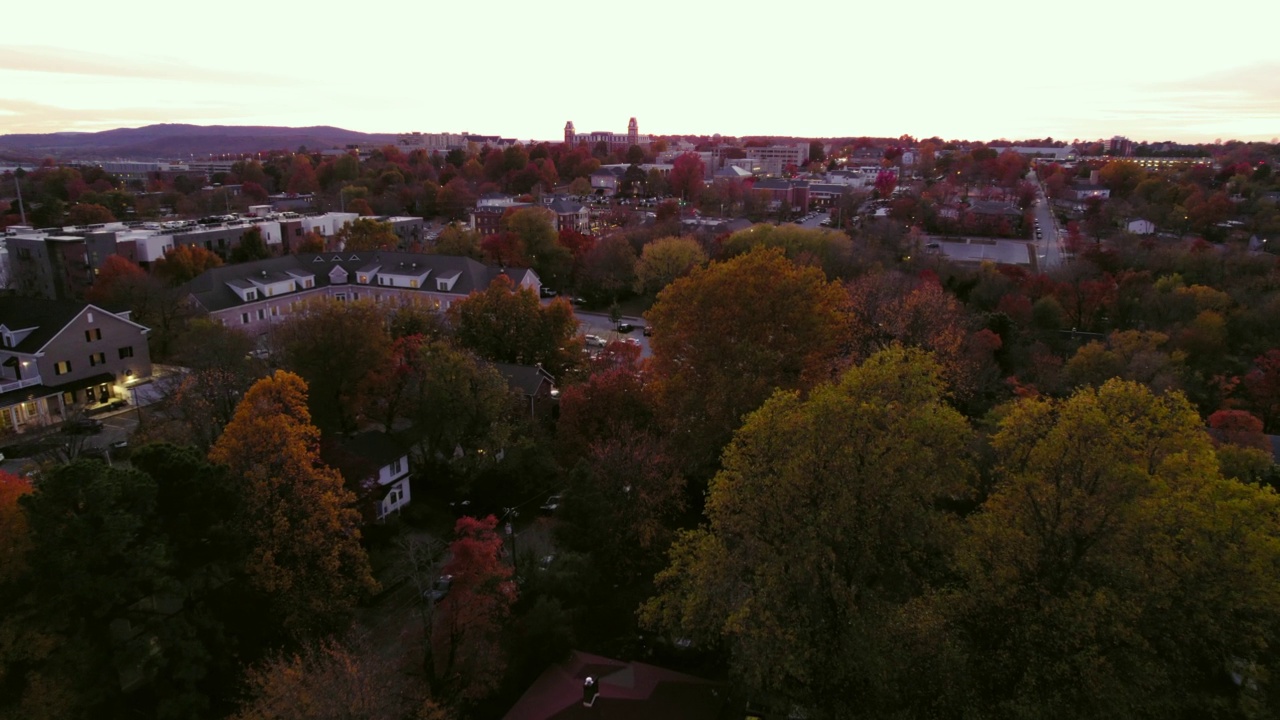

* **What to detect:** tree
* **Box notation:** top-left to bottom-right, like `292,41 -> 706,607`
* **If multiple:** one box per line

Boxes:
84,254 -> 148,307
295,229 -> 326,253
231,635 -> 448,720
209,371 -> 376,638
633,235 -> 707,296
669,152 -> 705,201
448,276 -> 581,376
229,226 -> 272,263
647,247 -> 849,480
501,208 -> 572,288
0,470 -> 32,584
285,154 -> 318,195
568,177 -> 593,197
578,235 -> 637,303
720,223 -> 854,279
431,225 -> 484,260
1244,349 -> 1280,432
337,218 -> 400,252
947,380 -> 1280,718
153,244 -> 223,286
274,299 -> 393,433
641,347 -> 975,715
432,516 -> 517,702
67,202 -> 115,225
164,318 -> 264,450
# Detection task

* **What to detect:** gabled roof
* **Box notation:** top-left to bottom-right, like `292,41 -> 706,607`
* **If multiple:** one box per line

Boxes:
502,650 -> 725,720
492,362 -> 555,397
547,198 -> 586,214
0,298 -> 146,354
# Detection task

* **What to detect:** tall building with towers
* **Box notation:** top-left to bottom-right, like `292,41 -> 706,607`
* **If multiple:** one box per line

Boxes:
564,118 -> 650,151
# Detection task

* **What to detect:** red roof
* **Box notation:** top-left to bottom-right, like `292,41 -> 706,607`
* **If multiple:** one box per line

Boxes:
502,650 -> 726,720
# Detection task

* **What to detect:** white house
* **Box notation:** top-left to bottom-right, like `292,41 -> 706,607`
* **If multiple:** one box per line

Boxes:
340,431 -> 412,521
1127,218 -> 1155,235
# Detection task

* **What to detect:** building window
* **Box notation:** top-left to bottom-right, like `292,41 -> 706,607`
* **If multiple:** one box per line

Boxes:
245,290 -> 257,301
271,306 -> 280,317
241,313 -> 250,324
63,391 -> 75,405
85,386 -> 96,403
335,293 -> 346,301
55,360 -> 72,375
392,458 -> 403,475
410,279 -> 418,288
304,279 -> 314,288
118,346 -> 133,359
85,328 -> 102,342
89,352 -> 106,367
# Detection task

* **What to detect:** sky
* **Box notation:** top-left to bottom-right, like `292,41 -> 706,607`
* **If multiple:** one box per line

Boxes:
3,0 -> 1279,146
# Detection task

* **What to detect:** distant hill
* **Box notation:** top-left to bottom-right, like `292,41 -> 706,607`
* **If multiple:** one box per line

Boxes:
0,124 -> 401,160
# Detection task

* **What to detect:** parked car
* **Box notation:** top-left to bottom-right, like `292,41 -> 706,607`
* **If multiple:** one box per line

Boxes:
617,322 -> 635,333
424,574 -> 453,603
584,334 -> 606,348
61,418 -> 104,435
539,287 -> 558,298
540,494 -> 563,513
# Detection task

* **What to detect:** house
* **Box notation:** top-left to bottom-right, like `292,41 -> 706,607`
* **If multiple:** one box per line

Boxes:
544,197 -> 591,234
181,251 -> 540,347
492,362 -> 557,419
751,179 -> 810,210
0,298 -> 152,435
1127,218 -> 1156,235
502,650 -> 726,720
332,431 -> 412,521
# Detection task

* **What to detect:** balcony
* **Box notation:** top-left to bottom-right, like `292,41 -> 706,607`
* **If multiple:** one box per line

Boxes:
0,376 -> 42,394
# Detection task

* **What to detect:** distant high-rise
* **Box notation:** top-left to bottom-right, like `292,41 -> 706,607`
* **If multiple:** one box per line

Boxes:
628,117 -> 638,147
564,121 -> 575,145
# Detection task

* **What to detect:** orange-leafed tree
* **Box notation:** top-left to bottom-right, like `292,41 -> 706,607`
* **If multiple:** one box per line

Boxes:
432,515 -> 517,702
209,370 -> 376,638
84,253 -> 148,307
646,246 -> 849,481
285,154 -> 319,195
448,275 -> 581,376
67,202 -> 116,226
154,244 -> 223,286
0,470 -> 32,584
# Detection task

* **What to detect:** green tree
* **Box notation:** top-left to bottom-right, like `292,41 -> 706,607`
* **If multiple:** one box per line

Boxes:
430,225 -> 484,260
336,218 -> 400,252
947,379 -> 1280,718
209,371 -> 377,638
720,223 -> 854,279
448,276 -> 581,376
642,347 -> 975,716
501,207 -> 572,288
633,235 -> 707,296
230,226 -> 273,263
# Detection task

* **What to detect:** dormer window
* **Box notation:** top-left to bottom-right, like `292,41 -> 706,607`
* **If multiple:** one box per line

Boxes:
245,290 -> 258,301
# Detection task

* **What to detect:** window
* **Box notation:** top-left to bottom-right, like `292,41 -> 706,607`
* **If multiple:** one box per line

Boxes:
86,312 -> 94,323
85,386 -> 96,403
335,293 -> 346,302
85,328 -> 102,342
391,458 -> 403,475
63,391 -> 75,405
410,279 -> 418,288
54,360 -> 72,375
245,290 -> 257,301
118,346 -> 133,359
271,306 -> 280,317
89,352 -> 106,367
256,309 -> 265,321
304,279 -> 314,288
241,313 -> 250,324
388,487 -> 402,507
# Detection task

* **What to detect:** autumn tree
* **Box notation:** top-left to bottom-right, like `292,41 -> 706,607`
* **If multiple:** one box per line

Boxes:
67,202 -> 115,225
154,244 -> 224,286
337,217 -> 400,252
430,225 -> 485,260
274,298 -> 393,433
164,318 -> 265,450
669,152 -> 705,201
642,347 -> 975,715
501,207 -> 572,289
633,235 -> 707,296
295,229 -> 327,253
0,471 -> 32,585
945,380 -> 1280,718
84,253 -> 148,307
448,276 -> 581,376
647,246 -> 849,480
432,515 -> 517,703
232,635 -> 448,720
285,154 -> 319,194
1243,348 -> 1280,432
209,371 -> 376,638
720,223 -> 854,279
577,235 -> 637,303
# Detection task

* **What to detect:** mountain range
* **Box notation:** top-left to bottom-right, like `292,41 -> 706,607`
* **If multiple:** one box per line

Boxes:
0,124 -> 401,161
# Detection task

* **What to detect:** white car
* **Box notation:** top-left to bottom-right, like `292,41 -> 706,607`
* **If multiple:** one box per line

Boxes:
584,334 -> 606,348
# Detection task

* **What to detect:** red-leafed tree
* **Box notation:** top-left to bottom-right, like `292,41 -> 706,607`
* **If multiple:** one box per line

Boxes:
874,169 -> 897,198
0,470 -> 32,584
1243,349 -> 1280,433
285,154 -> 319,194
84,254 -> 149,306
556,363 -> 652,465
432,515 -> 517,702
669,152 -> 706,201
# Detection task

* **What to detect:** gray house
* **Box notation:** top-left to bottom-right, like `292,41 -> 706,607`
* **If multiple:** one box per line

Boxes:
0,298 -> 152,434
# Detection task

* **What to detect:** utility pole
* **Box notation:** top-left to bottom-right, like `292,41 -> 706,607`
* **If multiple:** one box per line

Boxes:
15,175 -> 27,225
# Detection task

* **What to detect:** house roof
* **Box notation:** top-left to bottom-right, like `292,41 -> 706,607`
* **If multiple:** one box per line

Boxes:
714,166 -> 753,179
502,650 -> 726,720
0,298 -> 142,354
492,362 -> 555,397
183,252 -> 518,313
0,371 -> 115,407
547,198 -> 586,214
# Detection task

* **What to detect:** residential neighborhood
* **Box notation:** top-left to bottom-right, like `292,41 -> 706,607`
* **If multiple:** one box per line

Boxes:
3,113 -> 1280,720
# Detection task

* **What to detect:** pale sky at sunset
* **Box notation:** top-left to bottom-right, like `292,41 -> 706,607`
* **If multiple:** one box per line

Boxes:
3,0 -> 1279,145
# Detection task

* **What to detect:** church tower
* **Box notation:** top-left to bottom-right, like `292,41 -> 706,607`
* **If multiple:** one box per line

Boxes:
627,117 -> 638,146
564,121 -> 575,145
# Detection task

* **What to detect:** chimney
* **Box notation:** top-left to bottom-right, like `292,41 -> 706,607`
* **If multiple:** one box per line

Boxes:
583,676 -> 599,707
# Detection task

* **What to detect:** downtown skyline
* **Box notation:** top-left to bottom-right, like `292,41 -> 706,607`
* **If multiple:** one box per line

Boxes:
3,0 -> 1279,145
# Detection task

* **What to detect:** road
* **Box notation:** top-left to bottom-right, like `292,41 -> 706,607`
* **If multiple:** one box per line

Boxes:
572,309 -> 652,358
1026,169 -> 1066,270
